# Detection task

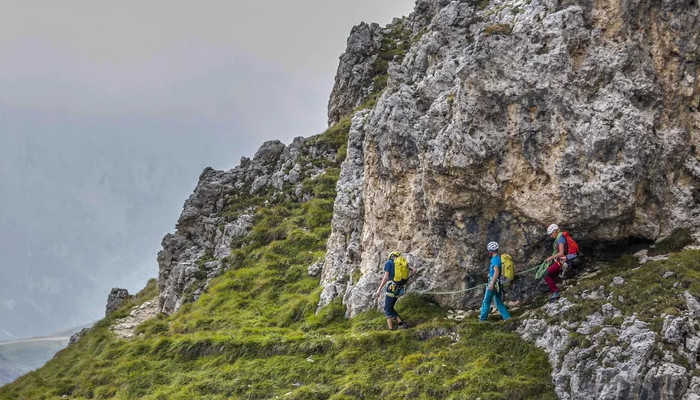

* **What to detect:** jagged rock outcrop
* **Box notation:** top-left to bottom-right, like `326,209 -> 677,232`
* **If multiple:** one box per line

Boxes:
105,288 -> 131,316
321,0 -> 700,316
157,136 -> 341,315
518,291 -> 700,399
68,328 -> 89,345
320,111 -> 370,307
327,22 -> 384,127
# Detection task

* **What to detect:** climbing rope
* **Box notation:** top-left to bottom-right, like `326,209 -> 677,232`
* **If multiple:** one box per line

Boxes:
414,262 -> 546,296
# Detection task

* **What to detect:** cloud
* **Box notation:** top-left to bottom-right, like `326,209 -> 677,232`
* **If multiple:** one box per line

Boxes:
0,0 -> 414,72
22,297 -> 51,319
0,40 -> 329,139
1,300 -> 15,312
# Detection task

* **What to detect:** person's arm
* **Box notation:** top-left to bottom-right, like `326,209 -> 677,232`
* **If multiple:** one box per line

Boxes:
546,242 -> 566,262
489,266 -> 500,291
375,271 -> 390,296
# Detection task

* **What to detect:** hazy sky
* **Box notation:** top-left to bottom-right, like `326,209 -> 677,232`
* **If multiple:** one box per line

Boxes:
0,0 -> 415,340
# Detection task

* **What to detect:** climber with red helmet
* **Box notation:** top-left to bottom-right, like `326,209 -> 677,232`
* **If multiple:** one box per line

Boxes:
543,223 -> 572,302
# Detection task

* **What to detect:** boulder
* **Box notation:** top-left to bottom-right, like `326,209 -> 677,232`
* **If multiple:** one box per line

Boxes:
105,288 -> 131,316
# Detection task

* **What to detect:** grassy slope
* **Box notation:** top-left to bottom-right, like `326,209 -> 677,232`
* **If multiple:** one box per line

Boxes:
0,120 -> 555,400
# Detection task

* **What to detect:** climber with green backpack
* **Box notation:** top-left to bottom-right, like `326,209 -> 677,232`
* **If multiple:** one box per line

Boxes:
500,253 -> 515,282
375,251 -> 417,330
479,242 -> 511,322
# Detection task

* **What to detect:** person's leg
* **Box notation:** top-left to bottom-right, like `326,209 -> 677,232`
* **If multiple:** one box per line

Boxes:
479,290 -> 495,321
493,290 -> 511,320
544,262 -> 561,293
386,318 -> 394,329
384,295 -> 398,329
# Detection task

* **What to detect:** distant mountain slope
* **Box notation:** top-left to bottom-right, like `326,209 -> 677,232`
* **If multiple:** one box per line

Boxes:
0,337 -> 69,386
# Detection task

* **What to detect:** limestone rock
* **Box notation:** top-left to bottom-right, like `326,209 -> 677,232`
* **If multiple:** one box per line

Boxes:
307,261 -> 324,277
641,363 -> 689,400
320,0 -> 700,317
105,288 -> 131,316
683,377 -> 700,400
685,291 -> 700,319
327,23 -> 384,126
519,313 -> 663,399
663,316 -> 689,346
158,135 -> 340,315
68,328 -> 89,345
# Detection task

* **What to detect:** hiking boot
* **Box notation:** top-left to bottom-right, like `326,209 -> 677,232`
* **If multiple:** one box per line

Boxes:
396,322 -> 407,330
549,291 -> 561,302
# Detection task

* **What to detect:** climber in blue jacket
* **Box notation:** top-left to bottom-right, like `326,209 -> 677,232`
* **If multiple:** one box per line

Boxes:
479,241 -> 511,322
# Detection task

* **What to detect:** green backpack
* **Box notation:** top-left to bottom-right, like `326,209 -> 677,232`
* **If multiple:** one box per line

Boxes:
393,256 -> 410,284
501,254 -> 515,280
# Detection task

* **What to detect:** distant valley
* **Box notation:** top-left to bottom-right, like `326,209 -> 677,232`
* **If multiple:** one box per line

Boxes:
0,327 -> 87,386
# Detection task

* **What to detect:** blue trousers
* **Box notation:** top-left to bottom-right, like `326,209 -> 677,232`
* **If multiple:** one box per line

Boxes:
384,295 -> 400,318
479,289 -> 510,321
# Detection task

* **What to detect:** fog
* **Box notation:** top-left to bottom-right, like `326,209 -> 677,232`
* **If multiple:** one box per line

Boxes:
0,0 -> 414,340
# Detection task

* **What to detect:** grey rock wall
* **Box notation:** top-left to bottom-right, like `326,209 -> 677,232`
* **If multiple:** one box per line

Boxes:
518,291 -> 700,399
321,0 -> 700,316
327,23 -> 384,127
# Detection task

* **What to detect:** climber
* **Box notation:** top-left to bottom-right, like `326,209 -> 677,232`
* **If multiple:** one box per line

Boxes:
479,241 -> 511,322
375,251 -> 417,330
543,223 -> 568,301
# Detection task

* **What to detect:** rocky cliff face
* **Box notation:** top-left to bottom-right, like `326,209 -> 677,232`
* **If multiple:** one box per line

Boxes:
321,0 -> 700,316
157,136 -> 342,314
327,23 -> 384,127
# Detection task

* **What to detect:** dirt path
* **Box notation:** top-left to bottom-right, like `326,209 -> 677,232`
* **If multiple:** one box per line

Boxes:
109,298 -> 159,339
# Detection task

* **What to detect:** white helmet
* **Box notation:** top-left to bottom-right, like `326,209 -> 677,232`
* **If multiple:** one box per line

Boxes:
547,224 -> 559,235
487,241 -> 499,251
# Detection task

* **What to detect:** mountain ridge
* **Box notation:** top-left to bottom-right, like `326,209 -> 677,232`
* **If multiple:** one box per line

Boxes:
1,0 -> 699,398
